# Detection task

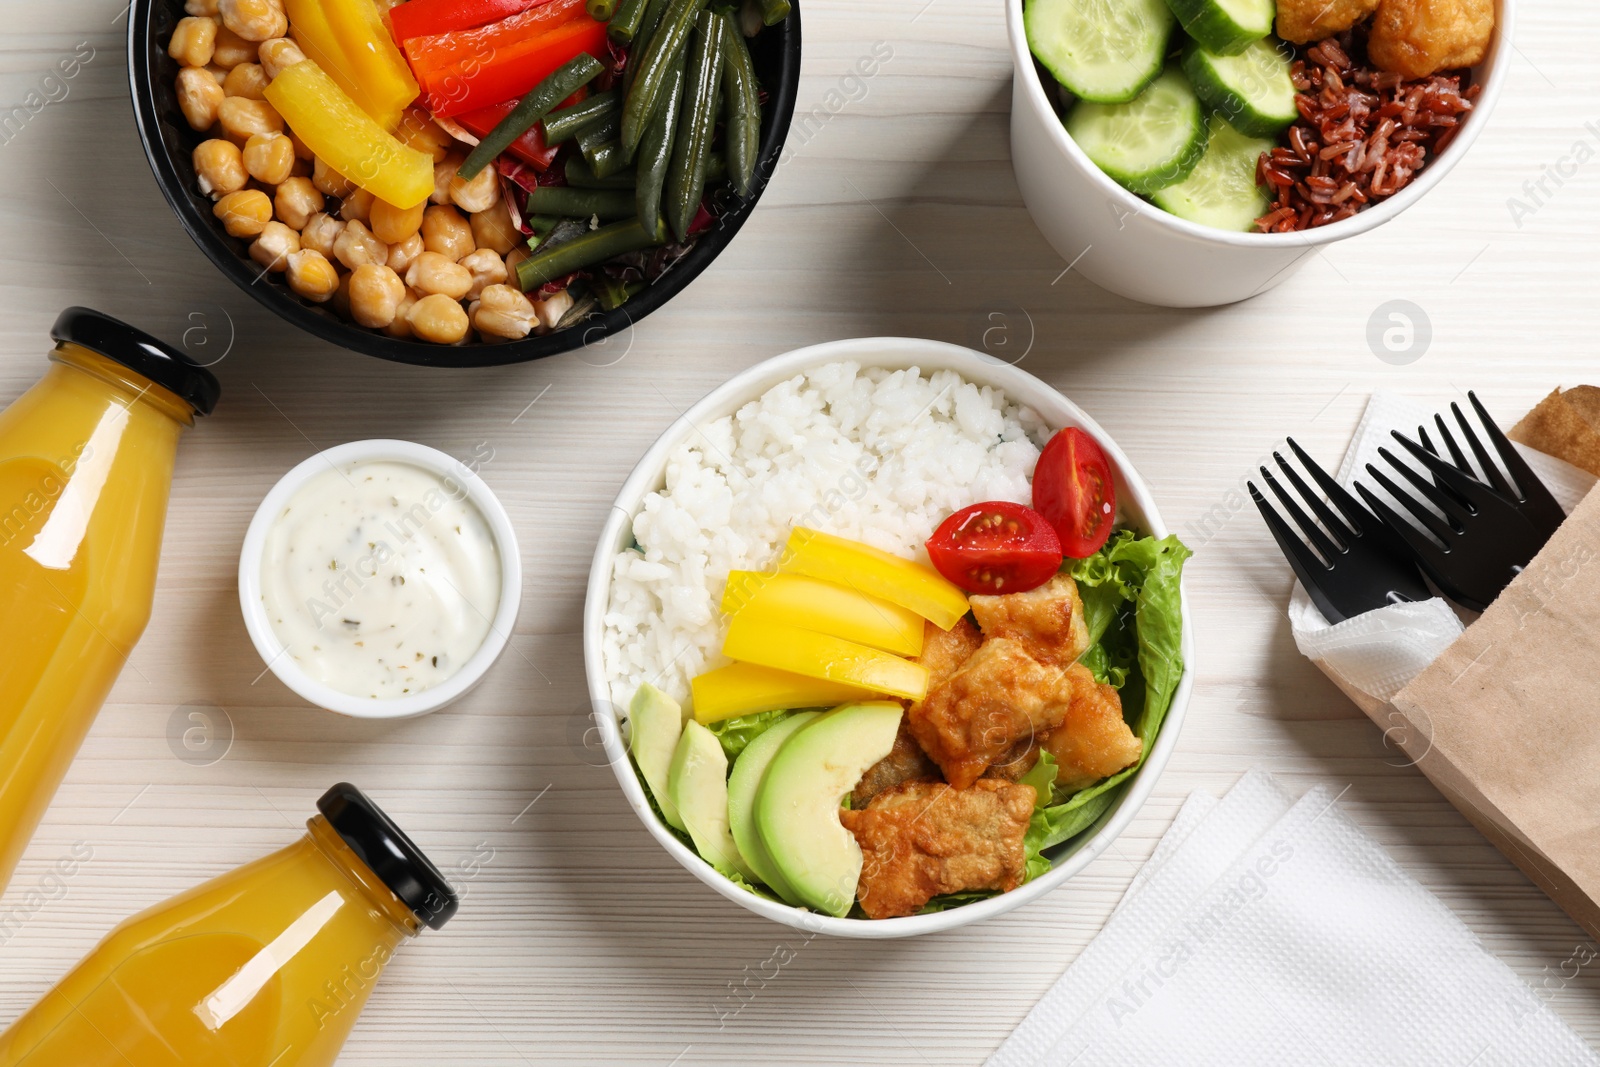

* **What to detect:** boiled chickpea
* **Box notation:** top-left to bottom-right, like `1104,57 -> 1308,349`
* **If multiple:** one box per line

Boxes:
448,164 -> 500,214
420,204 -> 473,261
471,197 -> 519,256
504,246 -> 529,278
300,212 -> 345,257
249,220 -> 299,272
405,250 -> 472,300
219,0 -> 286,41
430,155 -> 464,205
383,289 -> 419,338
312,156 -> 356,198
333,220 -> 389,270
176,66 -> 225,131
274,176 -> 323,229
471,284 -> 537,340
222,61 -> 268,99
211,26 -> 257,68
242,131 -> 294,184
212,188 -> 273,237
459,248 -> 507,301
218,96 -> 282,145
395,110 -> 452,163
347,264 -> 406,328
286,249 -> 341,302
386,232 -> 424,275
257,36 -> 305,79
339,188 -> 375,224
192,138 -> 247,198
407,293 -> 470,344
168,16 -> 218,67
370,197 -> 424,244
185,0 -> 220,15
534,288 -> 573,329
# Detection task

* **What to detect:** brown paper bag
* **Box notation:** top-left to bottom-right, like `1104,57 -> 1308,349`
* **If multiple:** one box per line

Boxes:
1344,488 -> 1600,939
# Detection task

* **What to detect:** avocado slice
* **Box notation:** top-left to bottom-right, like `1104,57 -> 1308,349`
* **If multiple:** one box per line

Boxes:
629,683 -> 688,832
755,702 -> 904,916
669,721 -> 755,879
727,711 -> 820,905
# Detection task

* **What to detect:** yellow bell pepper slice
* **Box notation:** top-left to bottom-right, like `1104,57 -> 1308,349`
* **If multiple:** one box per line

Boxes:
321,0 -> 419,126
722,616 -> 929,702
281,0 -> 399,128
780,528 -> 970,632
264,61 -> 434,209
721,571 -> 925,658
690,663 -> 877,725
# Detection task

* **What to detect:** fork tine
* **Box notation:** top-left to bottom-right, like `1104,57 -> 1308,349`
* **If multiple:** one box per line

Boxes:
1377,445 -> 1469,524
1432,414 -> 1472,474
1364,461 -> 1459,542
1390,430 -> 1499,510
1260,466 -> 1342,564
1452,402 -> 1515,498
1250,481 -> 1335,587
1273,450 -> 1354,541
1467,391 -> 1566,520
1285,437 -> 1373,537
1356,482 -> 1448,571
1419,425 -> 1437,456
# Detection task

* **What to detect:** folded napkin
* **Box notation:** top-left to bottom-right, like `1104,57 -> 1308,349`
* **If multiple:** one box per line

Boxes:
989,771 -> 1599,1067
1290,392 -> 1598,707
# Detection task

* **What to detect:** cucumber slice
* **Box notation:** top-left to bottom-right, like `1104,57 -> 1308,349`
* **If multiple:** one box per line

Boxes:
1162,0 -> 1273,54
1182,37 -> 1299,137
1066,65 -> 1208,195
1152,114 -> 1273,231
1026,0 -> 1174,104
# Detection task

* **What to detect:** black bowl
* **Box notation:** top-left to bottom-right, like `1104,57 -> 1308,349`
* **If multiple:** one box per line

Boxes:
128,1 -> 800,368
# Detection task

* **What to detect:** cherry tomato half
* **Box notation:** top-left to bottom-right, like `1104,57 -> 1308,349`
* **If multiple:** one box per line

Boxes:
925,502 -> 1063,595
1032,427 -> 1116,558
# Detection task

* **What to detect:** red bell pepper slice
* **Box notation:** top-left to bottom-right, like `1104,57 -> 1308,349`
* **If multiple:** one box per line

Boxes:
402,0 -> 583,80
388,0 -> 556,43
411,12 -> 608,117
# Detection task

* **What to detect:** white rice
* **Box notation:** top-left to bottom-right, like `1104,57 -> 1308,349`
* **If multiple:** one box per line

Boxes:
601,362 -> 1051,712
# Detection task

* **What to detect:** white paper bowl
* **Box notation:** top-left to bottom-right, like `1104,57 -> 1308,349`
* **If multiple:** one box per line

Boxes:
239,439 -> 522,719
1007,0 -> 1515,307
582,337 -> 1195,937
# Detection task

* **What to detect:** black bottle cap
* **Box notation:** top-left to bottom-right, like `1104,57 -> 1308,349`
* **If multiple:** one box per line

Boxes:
50,307 -> 221,417
317,783 -> 459,930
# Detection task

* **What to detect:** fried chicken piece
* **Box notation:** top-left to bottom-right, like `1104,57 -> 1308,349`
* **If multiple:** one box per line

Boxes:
1276,0 -> 1379,44
982,736 -> 1041,783
841,778 -> 1035,919
908,638 -> 1075,789
968,573 -> 1089,668
852,721 -> 939,809
1368,0 -> 1494,79
1041,663 -> 1142,792
915,616 -> 982,690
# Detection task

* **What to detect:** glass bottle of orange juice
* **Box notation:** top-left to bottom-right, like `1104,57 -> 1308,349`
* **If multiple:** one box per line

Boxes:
0,308 -> 220,894
0,782 -> 459,1066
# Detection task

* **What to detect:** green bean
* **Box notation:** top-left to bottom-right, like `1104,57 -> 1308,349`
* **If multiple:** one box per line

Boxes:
663,10 -> 725,242
706,151 -> 726,183
577,112 -> 622,160
457,54 -> 605,181
623,0 -> 672,101
634,47 -> 687,229
719,18 -> 759,196
542,90 -> 620,145
526,214 -> 564,233
586,0 -> 618,18
566,155 -> 637,189
608,0 -> 649,42
621,0 -> 709,156
525,187 -> 638,219
516,216 -> 669,290
758,0 -> 788,26
586,139 -> 632,179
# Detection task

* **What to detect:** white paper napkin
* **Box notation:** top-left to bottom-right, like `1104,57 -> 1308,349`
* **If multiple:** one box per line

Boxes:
989,772 -> 1600,1067
1290,392 -> 1598,703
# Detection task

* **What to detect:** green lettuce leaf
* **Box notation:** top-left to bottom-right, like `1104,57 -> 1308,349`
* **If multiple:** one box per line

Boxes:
707,709 -> 793,761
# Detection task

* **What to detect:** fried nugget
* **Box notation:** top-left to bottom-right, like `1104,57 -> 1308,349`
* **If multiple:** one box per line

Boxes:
982,736 -> 1041,783
908,638 -> 1075,789
852,721 -> 940,809
841,778 -> 1035,919
1041,663 -> 1143,792
1368,0 -> 1494,79
1276,0 -> 1380,44
915,616 -> 983,690
969,573 -> 1089,667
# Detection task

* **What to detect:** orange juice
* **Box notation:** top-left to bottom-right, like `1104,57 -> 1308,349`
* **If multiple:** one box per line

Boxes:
0,309 -> 219,894
0,783 -> 458,1066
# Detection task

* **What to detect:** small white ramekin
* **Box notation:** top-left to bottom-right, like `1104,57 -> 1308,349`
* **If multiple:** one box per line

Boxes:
583,337 -> 1195,938
1007,0 -> 1515,307
239,439 -> 522,719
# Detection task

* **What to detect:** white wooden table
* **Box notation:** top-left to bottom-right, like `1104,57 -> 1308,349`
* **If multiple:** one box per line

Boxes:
3,0 -> 1599,1062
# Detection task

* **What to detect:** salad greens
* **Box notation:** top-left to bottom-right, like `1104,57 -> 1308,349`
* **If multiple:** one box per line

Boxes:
708,708 -> 792,760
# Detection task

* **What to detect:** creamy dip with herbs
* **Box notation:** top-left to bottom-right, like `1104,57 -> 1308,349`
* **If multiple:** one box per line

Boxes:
260,460 -> 501,699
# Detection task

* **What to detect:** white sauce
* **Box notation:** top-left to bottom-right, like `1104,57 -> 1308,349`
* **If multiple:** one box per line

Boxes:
260,460 -> 502,699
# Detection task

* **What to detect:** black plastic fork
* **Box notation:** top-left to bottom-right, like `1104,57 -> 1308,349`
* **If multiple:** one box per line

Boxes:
1417,391 -> 1566,540
1357,429 -> 1550,612
1249,438 -> 1430,624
